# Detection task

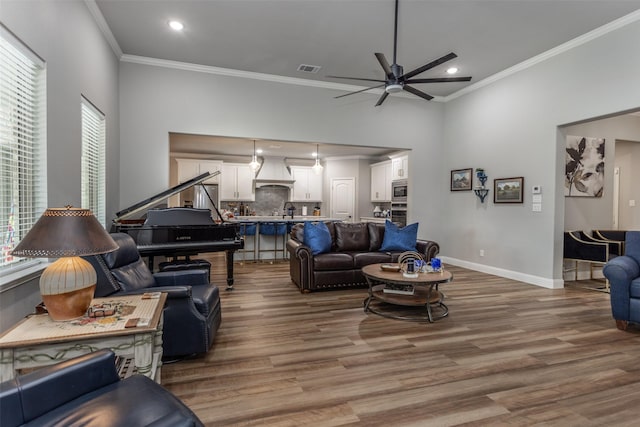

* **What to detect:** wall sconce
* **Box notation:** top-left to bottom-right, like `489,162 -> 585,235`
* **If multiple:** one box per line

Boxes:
474,168 -> 489,203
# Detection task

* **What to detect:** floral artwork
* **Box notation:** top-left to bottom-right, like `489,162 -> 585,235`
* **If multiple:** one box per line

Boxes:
565,135 -> 605,197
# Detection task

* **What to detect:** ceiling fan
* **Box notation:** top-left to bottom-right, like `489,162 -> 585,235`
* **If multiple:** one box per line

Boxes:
327,0 -> 472,106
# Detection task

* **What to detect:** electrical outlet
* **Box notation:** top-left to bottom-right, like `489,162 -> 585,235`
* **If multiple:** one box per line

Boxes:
479,249 -> 485,257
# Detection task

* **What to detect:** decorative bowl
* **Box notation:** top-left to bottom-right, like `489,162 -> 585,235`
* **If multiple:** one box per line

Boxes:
380,264 -> 401,272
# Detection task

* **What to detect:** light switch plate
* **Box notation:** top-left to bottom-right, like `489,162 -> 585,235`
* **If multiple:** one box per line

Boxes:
532,203 -> 542,212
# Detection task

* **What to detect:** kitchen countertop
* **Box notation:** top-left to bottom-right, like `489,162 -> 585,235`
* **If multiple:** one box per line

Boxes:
228,216 -> 342,222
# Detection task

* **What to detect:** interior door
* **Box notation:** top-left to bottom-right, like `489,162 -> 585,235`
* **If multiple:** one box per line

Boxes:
331,178 -> 355,222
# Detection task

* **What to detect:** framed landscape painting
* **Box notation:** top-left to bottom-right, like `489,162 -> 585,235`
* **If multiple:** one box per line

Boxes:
494,177 -> 524,203
451,168 -> 473,191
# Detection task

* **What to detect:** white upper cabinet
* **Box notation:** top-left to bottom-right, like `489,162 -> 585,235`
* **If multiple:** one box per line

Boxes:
391,155 -> 408,181
290,166 -> 323,202
221,163 -> 255,201
370,161 -> 392,202
176,158 -> 222,184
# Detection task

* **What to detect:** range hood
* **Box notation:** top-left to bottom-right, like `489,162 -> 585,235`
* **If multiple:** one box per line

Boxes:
253,157 -> 296,188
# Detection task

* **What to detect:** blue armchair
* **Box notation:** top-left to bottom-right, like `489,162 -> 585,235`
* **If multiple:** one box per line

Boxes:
84,233 -> 221,358
603,231 -> 640,330
0,349 -> 203,427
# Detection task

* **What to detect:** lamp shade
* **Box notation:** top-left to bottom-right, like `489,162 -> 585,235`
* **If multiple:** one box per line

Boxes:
12,207 -> 118,257
11,207 -> 118,321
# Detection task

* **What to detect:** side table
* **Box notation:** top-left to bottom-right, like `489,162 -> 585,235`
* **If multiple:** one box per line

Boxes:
0,293 -> 166,384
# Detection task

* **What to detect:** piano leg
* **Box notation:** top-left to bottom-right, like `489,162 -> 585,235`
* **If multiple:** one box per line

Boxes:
225,250 -> 235,290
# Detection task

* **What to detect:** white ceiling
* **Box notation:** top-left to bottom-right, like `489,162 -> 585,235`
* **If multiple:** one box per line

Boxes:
93,0 -> 640,158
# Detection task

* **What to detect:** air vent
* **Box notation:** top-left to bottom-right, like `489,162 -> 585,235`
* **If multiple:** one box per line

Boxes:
297,64 -> 321,73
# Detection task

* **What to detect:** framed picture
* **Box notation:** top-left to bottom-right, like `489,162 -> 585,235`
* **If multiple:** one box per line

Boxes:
494,177 -> 524,203
450,168 -> 473,191
565,135 -> 605,197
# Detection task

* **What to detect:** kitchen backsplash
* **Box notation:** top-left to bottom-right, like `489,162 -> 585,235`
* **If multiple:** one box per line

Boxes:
221,186 -> 321,216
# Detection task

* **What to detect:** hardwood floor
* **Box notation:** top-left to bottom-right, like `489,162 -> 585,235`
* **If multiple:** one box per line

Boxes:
162,255 -> 640,426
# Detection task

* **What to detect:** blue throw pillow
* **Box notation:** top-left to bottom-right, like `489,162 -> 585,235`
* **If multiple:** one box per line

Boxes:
379,221 -> 418,252
304,221 -> 332,255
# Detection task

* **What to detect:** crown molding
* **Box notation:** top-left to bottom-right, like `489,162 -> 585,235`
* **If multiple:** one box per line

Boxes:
84,0 -> 123,58
121,54 -> 422,102
92,2 -> 639,104
443,8 -> 640,102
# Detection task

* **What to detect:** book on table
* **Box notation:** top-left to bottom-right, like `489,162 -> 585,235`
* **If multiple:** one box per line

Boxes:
383,283 -> 415,295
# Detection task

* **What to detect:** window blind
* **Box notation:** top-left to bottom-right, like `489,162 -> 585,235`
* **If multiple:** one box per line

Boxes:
81,97 -> 106,226
0,27 -> 46,272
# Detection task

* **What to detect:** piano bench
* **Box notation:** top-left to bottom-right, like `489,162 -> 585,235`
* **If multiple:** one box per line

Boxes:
159,259 -> 211,282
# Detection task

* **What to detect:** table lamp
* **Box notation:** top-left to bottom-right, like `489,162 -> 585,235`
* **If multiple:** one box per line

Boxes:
11,206 -> 118,321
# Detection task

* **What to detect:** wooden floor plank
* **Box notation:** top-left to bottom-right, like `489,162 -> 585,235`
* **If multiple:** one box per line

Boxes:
161,255 -> 640,426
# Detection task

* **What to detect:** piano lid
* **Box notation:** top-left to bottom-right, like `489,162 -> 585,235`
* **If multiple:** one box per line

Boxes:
114,170 -> 221,222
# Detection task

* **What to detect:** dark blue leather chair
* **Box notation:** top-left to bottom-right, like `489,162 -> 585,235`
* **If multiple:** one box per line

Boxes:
84,233 -> 221,358
603,231 -> 640,330
0,349 -> 204,427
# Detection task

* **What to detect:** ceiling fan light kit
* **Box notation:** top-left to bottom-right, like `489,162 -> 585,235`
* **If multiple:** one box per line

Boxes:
328,0 -> 472,106
385,83 -> 403,94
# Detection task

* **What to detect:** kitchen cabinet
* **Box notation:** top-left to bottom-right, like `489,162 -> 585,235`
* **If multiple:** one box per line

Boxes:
221,163 -> 255,201
391,155 -> 408,181
176,158 -> 222,184
290,166 -> 323,201
370,161 -> 392,202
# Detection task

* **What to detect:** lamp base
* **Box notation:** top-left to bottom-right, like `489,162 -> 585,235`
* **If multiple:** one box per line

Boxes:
41,285 -> 96,321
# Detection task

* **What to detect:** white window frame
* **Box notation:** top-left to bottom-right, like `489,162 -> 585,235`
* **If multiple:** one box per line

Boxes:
0,24 -> 47,279
81,96 -> 106,226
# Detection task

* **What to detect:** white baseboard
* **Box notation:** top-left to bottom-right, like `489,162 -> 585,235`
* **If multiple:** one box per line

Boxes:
440,256 -> 564,289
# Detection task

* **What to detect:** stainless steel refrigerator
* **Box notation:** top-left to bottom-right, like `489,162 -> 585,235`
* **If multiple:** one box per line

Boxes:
181,184 -> 219,211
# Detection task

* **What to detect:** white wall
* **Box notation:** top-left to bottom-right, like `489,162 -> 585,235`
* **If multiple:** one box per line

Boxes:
563,114 -> 640,231
0,1 -> 120,331
119,61 -> 445,238
442,19 -> 640,287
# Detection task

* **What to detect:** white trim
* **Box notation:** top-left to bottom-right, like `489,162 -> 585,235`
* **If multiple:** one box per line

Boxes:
121,54 -> 422,101
441,256 -> 564,289
443,8 -> 640,102
0,261 -> 47,293
84,0 -> 123,58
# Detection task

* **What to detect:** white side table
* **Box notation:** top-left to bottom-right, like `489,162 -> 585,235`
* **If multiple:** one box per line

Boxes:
0,293 -> 165,384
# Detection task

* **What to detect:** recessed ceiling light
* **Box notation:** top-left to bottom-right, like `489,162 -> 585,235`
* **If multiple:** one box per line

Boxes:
169,20 -> 184,31
446,67 -> 458,75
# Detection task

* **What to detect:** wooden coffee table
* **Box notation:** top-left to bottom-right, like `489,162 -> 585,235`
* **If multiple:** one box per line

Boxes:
362,263 -> 453,322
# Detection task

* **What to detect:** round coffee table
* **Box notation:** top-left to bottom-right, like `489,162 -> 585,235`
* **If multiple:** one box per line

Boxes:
362,263 -> 453,322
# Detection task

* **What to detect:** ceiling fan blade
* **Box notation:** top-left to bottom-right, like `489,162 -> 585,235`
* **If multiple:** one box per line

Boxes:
402,52 -> 458,80
334,83 -> 386,99
375,92 -> 389,107
326,75 -> 386,83
374,53 -> 393,78
403,85 -> 434,101
405,76 -> 472,84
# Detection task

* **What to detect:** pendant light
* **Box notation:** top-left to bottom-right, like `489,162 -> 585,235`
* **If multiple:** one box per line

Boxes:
249,140 -> 260,171
312,144 -> 323,175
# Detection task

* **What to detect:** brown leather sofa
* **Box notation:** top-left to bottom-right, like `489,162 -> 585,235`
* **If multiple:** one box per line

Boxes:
286,222 -> 439,292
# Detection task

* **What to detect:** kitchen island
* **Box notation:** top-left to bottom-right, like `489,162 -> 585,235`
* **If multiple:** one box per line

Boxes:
229,216 -> 343,262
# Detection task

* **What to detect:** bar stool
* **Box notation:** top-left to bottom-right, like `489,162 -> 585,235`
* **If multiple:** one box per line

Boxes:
238,222 -> 257,264
258,221 -> 287,263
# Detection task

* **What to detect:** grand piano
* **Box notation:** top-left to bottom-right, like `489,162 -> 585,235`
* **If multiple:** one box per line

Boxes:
112,171 -> 243,289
